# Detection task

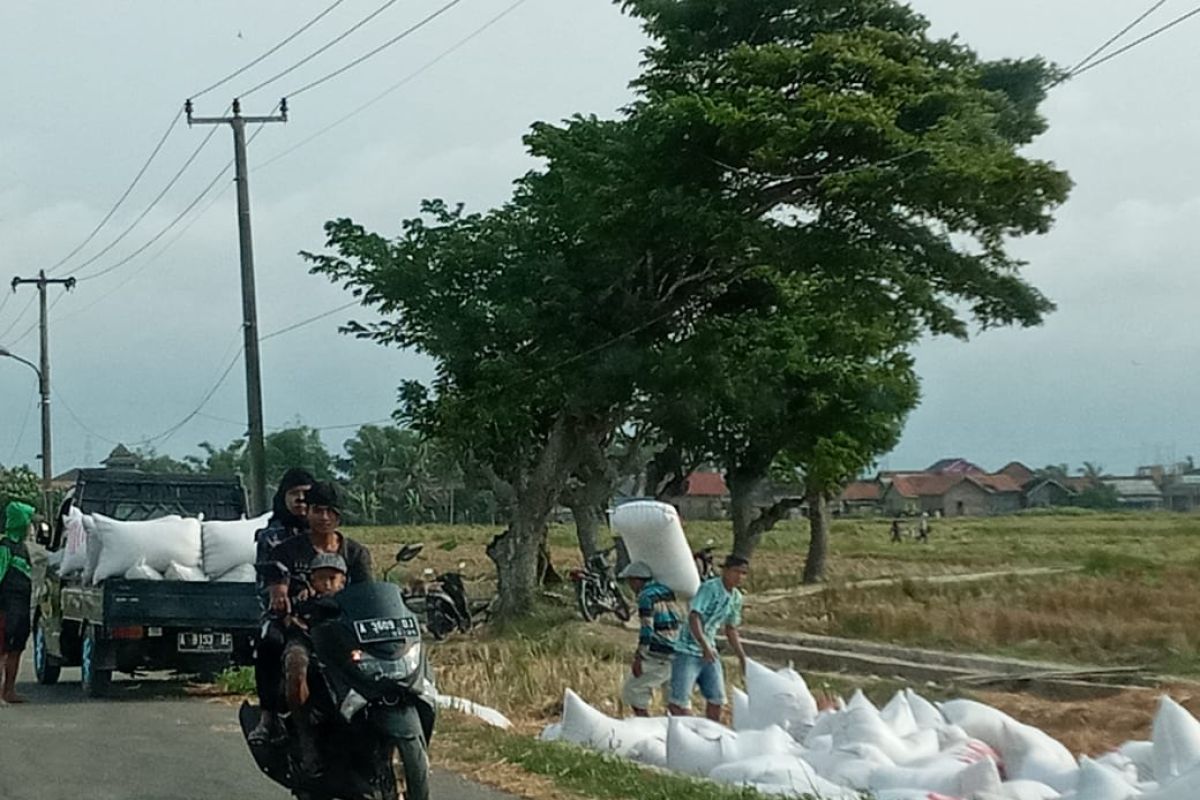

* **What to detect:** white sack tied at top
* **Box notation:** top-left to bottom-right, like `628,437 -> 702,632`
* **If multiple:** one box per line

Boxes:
89,514 -> 203,584
743,658 -> 819,735
610,501 -> 700,598
201,513 -> 271,578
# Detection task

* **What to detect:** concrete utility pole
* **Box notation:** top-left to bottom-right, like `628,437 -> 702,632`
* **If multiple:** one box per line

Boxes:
8,271 -> 77,516
186,98 -> 287,515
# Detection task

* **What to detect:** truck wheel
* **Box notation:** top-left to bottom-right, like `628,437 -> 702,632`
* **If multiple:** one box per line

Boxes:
33,613 -> 62,685
81,625 -> 112,698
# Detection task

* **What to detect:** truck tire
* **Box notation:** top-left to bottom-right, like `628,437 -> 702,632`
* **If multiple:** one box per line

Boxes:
33,613 -> 62,685
81,624 -> 113,698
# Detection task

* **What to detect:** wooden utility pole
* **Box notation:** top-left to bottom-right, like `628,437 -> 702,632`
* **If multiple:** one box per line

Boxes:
186,98 -> 287,514
9,271 -> 77,515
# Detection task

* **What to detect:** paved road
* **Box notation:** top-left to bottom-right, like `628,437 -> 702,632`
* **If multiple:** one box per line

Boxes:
0,654 -> 514,800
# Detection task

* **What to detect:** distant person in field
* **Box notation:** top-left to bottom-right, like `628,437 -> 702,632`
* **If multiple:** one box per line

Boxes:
890,518 -> 903,543
917,512 -> 930,543
668,555 -> 749,721
619,561 -> 681,717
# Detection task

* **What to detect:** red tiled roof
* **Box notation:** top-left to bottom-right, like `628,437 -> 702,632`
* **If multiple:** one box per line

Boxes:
684,472 -> 729,497
997,462 -> 1035,485
975,473 -> 1023,494
841,481 -> 882,501
889,473 -> 966,498
927,458 -> 986,475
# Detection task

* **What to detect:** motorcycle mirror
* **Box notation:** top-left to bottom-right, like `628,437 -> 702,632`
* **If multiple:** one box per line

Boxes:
395,543 -> 424,562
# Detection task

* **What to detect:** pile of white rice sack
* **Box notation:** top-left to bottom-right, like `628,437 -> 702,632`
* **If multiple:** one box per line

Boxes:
541,658 -> 1200,799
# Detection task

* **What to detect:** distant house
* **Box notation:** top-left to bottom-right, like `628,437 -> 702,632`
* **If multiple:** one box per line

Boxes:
1163,474 -> 1200,512
882,473 -> 1020,517
926,458 -> 986,476
997,461 -> 1036,486
838,481 -> 883,515
1101,477 -> 1164,510
666,471 -> 730,521
1023,478 -> 1078,508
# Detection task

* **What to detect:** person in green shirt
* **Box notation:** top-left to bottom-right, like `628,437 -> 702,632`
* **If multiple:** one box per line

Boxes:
669,554 -> 749,721
0,501 -> 36,704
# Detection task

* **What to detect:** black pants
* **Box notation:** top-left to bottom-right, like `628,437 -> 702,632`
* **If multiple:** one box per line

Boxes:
255,619 -> 287,713
0,573 -> 32,653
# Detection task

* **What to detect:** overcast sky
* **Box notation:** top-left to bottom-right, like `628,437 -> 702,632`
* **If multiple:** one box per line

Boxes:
1,1 -> 1196,477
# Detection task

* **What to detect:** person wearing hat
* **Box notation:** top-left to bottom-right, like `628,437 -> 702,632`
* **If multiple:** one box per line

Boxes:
619,561 -> 682,717
0,501 -> 36,704
250,468 -> 314,743
282,551 -> 350,776
668,554 -> 750,721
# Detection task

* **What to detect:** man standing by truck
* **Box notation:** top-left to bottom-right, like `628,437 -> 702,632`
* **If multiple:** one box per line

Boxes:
250,468 -> 314,745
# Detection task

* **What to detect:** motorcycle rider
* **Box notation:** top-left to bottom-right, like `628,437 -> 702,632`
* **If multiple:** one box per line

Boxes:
266,482 -> 372,776
250,468 -> 314,745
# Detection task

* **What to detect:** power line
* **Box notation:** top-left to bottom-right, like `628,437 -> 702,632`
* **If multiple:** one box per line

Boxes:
260,300 -> 360,341
52,384 -> 121,446
238,0 -> 402,99
67,122 -> 224,277
9,293 -> 66,349
189,0 -> 349,99
0,293 -> 37,343
8,391 -> 36,463
134,347 -> 244,448
46,111 -> 184,276
257,0 -> 532,171
1066,1 -> 1171,76
285,0 -> 466,98
1069,4 -> 1200,79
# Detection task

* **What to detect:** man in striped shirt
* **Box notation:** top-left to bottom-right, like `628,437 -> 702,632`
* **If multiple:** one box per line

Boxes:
619,562 -> 682,717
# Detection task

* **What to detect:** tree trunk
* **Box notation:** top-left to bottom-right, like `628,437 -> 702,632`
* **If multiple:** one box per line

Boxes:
727,469 -> 766,559
487,417 -> 577,621
802,490 -> 829,585
571,503 -> 605,561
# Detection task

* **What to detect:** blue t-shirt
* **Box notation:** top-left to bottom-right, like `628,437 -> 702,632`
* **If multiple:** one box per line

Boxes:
675,577 -> 743,657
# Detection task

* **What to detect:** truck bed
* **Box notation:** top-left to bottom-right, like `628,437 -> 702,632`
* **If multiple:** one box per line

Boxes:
62,578 -> 260,630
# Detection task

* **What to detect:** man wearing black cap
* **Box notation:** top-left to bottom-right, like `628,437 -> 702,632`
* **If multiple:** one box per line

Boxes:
250,468 -> 314,744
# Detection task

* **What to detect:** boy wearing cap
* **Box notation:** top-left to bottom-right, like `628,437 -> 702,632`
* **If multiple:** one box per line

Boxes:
669,555 -> 750,721
619,561 -> 681,717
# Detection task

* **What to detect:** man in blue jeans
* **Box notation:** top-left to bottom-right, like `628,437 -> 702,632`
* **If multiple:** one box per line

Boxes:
669,555 -> 750,721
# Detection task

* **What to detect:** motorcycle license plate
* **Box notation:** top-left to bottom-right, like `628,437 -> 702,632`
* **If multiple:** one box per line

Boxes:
177,632 -> 233,653
354,617 -> 420,643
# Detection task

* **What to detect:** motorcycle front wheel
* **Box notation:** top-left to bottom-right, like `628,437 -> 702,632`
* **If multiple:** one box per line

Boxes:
611,586 -> 632,622
575,580 -> 600,621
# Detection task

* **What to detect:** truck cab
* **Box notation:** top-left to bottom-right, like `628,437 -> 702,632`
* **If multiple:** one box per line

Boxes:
35,468 -> 261,696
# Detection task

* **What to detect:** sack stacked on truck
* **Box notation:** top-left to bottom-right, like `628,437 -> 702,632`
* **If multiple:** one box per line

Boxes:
88,514 -> 203,584
610,501 -> 700,597
200,513 -> 271,580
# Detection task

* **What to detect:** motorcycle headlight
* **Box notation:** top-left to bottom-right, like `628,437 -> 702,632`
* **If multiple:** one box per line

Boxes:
400,642 -> 422,676
352,642 -> 423,681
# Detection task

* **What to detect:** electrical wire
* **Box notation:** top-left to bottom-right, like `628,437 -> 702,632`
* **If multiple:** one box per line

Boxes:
257,0 -> 531,171
9,293 -> 67,349
1069,4 -> 1200,79
189,0 -> 349,100
133,347 -> 244,448
0,293 -> 36,343
0,292 -> 15,328
67,122 -> 223,277
260,300 -> 360,341
1066,0 -> 1171,76
8,391 -> 36,463
238,0 -> 402,99
285,0 -> 466,98
46,111 -> 184,277
52,384 -> 122,446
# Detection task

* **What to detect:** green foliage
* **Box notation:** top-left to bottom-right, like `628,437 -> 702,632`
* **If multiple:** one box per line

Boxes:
181,426 -> 335,488
1074,483 -> 1120,511
0,465 -> 40,510
215,666 -> 255,695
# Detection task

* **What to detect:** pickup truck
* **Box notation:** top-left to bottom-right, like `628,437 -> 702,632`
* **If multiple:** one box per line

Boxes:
34,468 -> 261,697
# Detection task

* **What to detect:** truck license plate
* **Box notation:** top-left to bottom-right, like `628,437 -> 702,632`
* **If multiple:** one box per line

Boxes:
177,632 -> 233,653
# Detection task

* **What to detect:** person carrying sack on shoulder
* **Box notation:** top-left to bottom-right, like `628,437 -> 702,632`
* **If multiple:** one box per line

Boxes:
619,561 -> 681,717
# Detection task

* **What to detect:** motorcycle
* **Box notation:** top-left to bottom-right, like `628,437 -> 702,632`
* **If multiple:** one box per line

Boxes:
241,552 -> 437,800
391,545 -> 493,641
693,539 -> 718,581
570,544 -> 632,622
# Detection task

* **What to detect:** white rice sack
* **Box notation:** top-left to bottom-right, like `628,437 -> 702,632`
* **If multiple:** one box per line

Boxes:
991,779 -> 1062,800
90,514 -> 202,584
1152,696 -> 1200,781
610,501 -> 700,597
124,558 -> 164,581
847,689 -> 879,714
82,514 -> 101,584
881,691 -> 919,738
560,690 -> 620,750
60,506 -> 89,574
539,723 -> 562,742
732,687 -> 752,731
744,658 -> 819,734
804,709 -> 841,746
709,754 -> 857,799
868,755 -> 1002,796
831,707 -> 938,765
666,715 -> 740,776
627,735 -> 668,767
164,561 -> 208,582
940,698 -> 1016,751
435,695 -> 513,730
1119,740 -> 1155,782
1073,756 -> 1139,800
905,688 -> 946,730
1095,750 -> 1142,784
1142,761 -> 1200,799
214,563 -> 257,583
1001,721 -> 1078,792
201,513 -> 271,578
